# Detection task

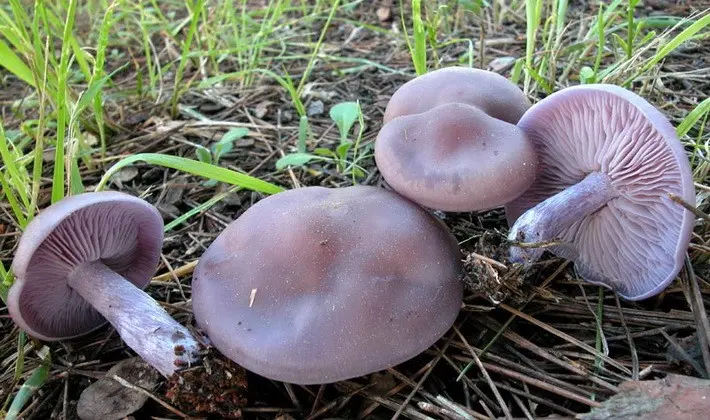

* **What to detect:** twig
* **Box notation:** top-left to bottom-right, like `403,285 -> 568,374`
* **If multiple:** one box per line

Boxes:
391,335 -> 453,420
683,256 -> 710,379
669,193 -> 710,221
418,402 -> 469,420
471,361 -> 602,408
614,294 -> 639,380
152,260 -> 198,282
499,303 -> 632,376
468,251 -> 508,271
110,374 -> 188,418
453,326 -> 512,420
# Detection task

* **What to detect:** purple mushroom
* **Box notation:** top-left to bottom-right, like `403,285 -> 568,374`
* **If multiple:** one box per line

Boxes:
506,84 -> 696,300
8,191 -> 201,376
376,102 -> 538,212
382,66 -> 532,125
375,67 -> 538,212
192,185 -> 463,384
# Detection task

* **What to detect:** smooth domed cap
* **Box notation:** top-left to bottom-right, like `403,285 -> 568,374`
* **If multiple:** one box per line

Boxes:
505,84 -> 696,300
8,191 -> 164,340
383,66 -> 531,124
192,185 -> 463,385
375,102 -> 538,212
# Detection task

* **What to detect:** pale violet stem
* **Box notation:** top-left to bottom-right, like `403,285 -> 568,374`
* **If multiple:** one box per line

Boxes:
508,171 -> 618,265
67,261 -> 201,376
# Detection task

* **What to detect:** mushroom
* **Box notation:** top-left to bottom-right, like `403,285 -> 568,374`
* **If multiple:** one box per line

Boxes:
375,101 -> 539,212
7,191 -> 201,376
506,84 -> 696,300
192,185 -> 463,384
382,66 -> 532,125
375,66 -> 538,212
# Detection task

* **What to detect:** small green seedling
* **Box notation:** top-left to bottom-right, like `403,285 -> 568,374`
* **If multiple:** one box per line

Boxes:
276,101 -> 369,181
195,127 -> 250,186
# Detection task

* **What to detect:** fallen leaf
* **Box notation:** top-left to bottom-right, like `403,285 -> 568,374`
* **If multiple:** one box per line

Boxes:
254,100 -> 274,119
76,357 -> 160,420
578,374 -> 710,420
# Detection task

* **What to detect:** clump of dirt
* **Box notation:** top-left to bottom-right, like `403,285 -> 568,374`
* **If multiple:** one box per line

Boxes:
461,232 -> 527,305
164,351 -> 248,418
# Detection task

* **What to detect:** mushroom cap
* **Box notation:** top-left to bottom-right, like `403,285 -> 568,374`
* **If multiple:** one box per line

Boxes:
505,84 -> 696,300
383,66 -> 532,124
8,191 -> 164,340
375,102 -> 538,212
192,185 -> 463,385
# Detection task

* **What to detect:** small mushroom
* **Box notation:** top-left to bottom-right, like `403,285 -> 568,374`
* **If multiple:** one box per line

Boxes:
192,185 -> 463,384
382,66 -> 531,125
375,67 -> 538,212
8,191 -> 201,376
506,84 -> 696,300
375,102 -> 538,212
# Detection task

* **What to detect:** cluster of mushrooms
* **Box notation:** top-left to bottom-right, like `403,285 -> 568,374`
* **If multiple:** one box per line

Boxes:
7,67 -> 696,386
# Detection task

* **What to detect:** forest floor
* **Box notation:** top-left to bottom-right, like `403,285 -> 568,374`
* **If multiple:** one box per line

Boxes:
1,1 -> 709,419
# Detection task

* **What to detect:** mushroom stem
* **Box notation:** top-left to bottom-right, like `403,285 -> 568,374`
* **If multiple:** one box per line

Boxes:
67,261 -> 201,377
508,171 -> 618,265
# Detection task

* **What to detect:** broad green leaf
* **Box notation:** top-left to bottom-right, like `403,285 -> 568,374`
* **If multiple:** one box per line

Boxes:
336,141 -> 353,161
329,102 -> 360,143
579,66 -> 596,84
195,145 -> 212,164
313,147 -> 338,158
213,127 -> 249,161
275,152 -> 318,170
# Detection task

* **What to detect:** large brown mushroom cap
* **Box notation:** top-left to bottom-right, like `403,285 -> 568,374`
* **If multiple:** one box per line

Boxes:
192,185 -> 463,385
383,66 -> 531,124
375,102 -> 538,212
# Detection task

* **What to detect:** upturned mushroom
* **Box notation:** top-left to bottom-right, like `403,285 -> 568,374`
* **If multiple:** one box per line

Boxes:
506,84 -> 696,300
375,66 -> 538,212
8,191 -> 201,376
192,185 -> 463,385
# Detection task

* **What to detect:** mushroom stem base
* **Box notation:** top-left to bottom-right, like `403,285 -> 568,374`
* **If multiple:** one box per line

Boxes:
67,261 -> 201,377
508,171 -> 618,265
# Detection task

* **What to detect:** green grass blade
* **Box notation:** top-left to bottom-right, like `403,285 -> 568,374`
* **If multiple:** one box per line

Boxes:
164,186 -> 240,232
0,262 -> 9,303
296,0 -> 340,95
92,0 -> 120,159
4,348 -> 51,420
0,39 -> 35,86
95,153 -> 284,195
51,0 -> 79,203
624,12 -> 710,86
0,124 -> 30,211
411,0 -> 427,75
0,170 -> 27,228
170,0 -> 205,116
677,97 -> 710,138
